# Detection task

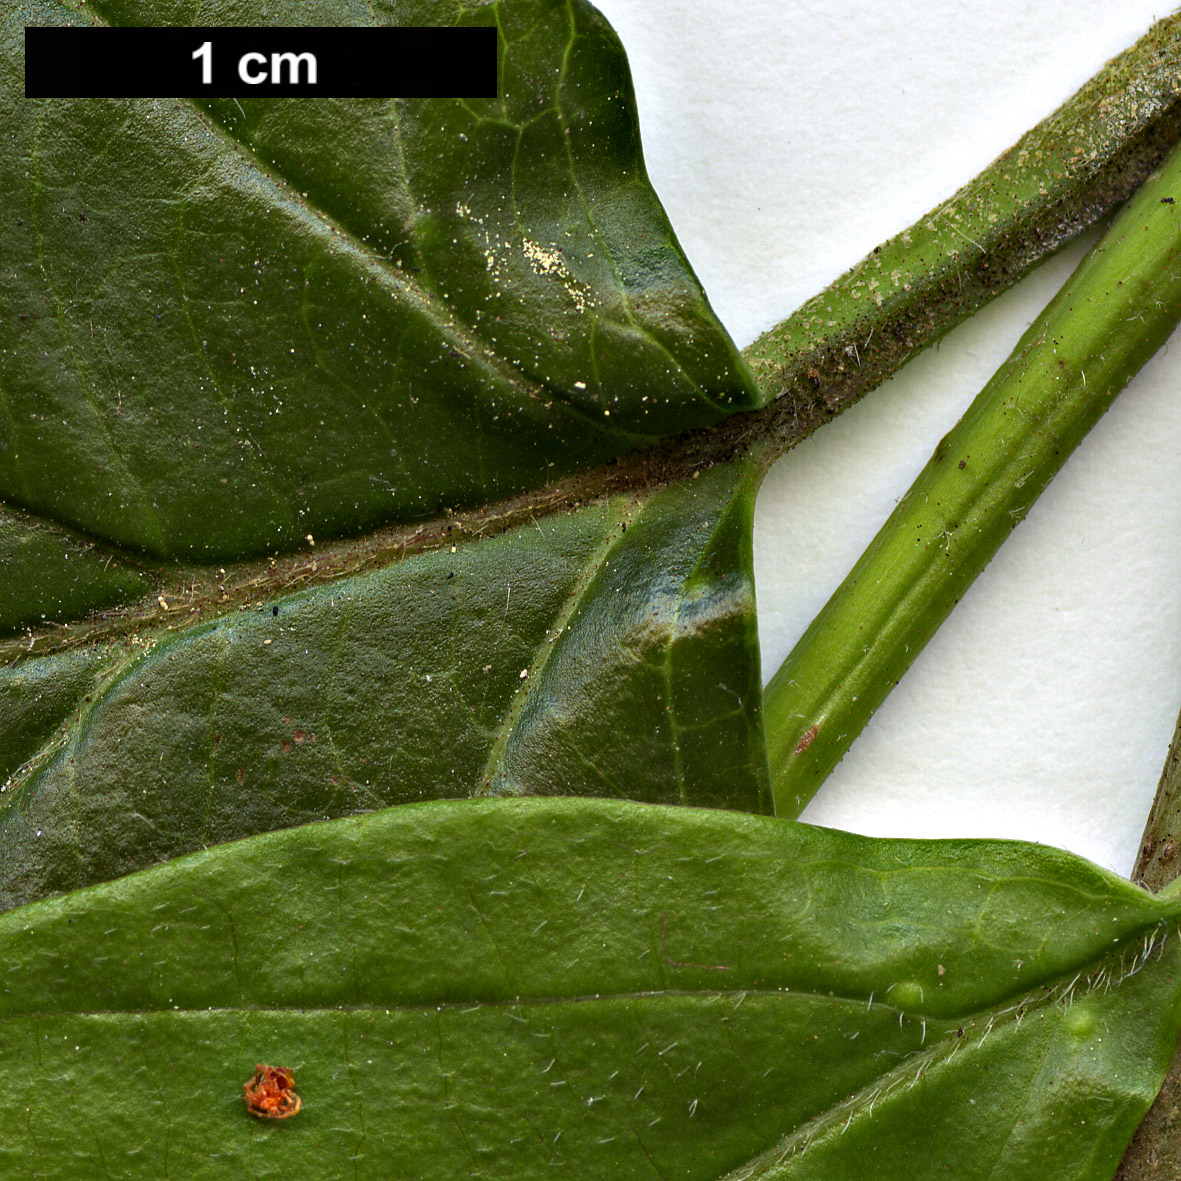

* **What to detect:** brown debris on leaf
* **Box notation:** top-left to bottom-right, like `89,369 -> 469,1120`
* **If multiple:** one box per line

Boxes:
243,1064 -> 301,1120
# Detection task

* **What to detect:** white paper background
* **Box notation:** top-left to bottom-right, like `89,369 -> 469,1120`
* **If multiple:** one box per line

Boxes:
593,0 -> 1181,875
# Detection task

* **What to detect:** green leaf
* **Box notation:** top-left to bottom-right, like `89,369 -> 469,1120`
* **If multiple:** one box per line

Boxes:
2,0 -> 760,563
0,460 -> 770,912
5,1 -> 1180,1175
1,797 -> 1179,1180
0,0 -> 771,910
0,505 -> 149,633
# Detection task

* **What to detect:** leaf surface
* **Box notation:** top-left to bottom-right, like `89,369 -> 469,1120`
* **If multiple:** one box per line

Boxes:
4,2 -> 1179,1177
1,798 -> 1179,1180
0,461 -> 770,912
0,505 -> 148,633
3,0 -> 760,563
0,0 -> 773,913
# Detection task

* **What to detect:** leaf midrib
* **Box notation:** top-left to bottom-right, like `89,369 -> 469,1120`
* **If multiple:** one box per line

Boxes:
0,445 -> 696,666
7,919 -> 1169,1023
0,988 -> 904,1019
9,937 -> 1159,1181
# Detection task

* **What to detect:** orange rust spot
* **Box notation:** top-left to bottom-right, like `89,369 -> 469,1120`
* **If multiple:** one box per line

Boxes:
794,725 -> 819,755
243,1064 -> 301,1120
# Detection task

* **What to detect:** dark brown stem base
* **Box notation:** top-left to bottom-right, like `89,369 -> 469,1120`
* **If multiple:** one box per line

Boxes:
1117,710 -> 1181,1178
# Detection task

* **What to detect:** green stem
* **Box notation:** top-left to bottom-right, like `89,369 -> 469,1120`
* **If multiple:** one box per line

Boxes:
764,141 -> 1181,818
741,13 -> 1181,427
9,21 -> 1181,669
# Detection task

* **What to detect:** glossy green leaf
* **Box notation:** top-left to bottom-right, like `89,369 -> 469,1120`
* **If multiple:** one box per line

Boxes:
1,798 -> 1179,1180
2,0 -> 760,563
4,1 -> 1180,1176
0,460 -> 770,912
0,0 -> 772,912
0,505 -> 148,633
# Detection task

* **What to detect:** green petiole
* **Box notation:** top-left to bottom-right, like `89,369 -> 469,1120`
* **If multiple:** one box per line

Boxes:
764,140 -> 1181,818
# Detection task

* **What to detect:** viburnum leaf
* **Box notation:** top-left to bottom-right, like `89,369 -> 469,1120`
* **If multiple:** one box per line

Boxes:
3,1 -> 1181,1178
2,0 -> 761,564
1,799 -> 1179,1180
1,0 -> 772,911
0,459 -> 770,911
